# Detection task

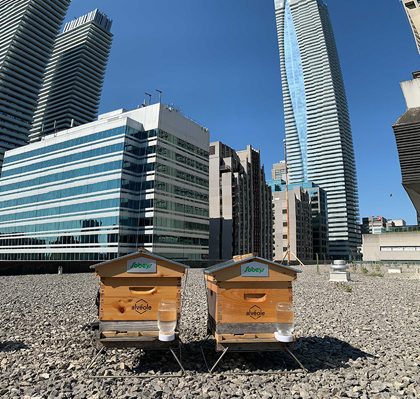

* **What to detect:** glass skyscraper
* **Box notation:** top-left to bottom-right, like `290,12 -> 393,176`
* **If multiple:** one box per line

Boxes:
0,0 -> 70,167
274,0 -> 360,259
29,9 -> 113,142
0,104 -> 209,267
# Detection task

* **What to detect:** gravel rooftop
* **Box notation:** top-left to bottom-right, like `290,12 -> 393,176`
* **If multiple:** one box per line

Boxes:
0,265 -> 419,399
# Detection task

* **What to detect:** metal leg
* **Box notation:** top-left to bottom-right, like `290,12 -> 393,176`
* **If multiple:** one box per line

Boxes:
209,347 -> 229,373
284,346 -> 308,372
169,347 -> 185,375
87,346 -> 105,371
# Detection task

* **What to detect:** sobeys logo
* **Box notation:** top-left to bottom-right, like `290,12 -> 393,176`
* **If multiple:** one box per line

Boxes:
131,263 -> 153,269
127,257 -> 157,273
244,266 -> 264,274
240,262 -> 269,277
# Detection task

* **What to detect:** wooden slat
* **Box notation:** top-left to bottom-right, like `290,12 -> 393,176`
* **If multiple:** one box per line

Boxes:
99,320 -> 158,332
217,287 -> 292,324
215,322 -> 279,334
101,277 -> 181,298
99,285 -> 181,321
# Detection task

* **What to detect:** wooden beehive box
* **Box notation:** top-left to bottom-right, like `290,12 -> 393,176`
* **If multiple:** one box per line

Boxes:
92,249 -> 188,339
205,255 -> 300,345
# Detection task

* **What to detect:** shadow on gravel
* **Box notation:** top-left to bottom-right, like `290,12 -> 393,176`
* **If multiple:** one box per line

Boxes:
294,335 -> 374,372
0,341 -> 29,352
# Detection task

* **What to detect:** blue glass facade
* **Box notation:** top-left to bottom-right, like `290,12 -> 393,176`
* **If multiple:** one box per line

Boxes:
0,110 -> 210,263
283,1 -> 308,180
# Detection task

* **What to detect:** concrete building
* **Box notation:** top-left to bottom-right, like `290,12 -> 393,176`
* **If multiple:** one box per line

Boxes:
29,9 -> 113,142
0,0 -> 70,167
403,0 -> 420,54
363,229 -> 420,262
270,162 -> 328,260
361,216 -> 388,235
387,219 -> 407,228
209,142 -> 273,260
394,72 -> 420,224
272,186 -> 312,262
274,0 -> 360,259
0,103 -> 209,268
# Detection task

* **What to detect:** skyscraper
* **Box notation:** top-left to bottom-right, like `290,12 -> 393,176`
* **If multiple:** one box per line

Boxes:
393,72 -> 420,224
0,0 -> 70,166
403,0 -> 420,54
29,9 -> 113,142
274,0 -> 360,259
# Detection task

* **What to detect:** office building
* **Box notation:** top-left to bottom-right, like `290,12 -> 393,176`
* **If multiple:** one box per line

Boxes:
272,186 -> 312,262
0,104 -> 209,267
29,9 -> 113,142
387,219 -> 407,228
361,216 -> 387,235
362,228 -> 420,262
209,142 -> 273,260
394,72 -> 420,224
0,0 -> 70,167
274,0 -> 360,259
403,0 -> 420,54
270,162 -> 328,260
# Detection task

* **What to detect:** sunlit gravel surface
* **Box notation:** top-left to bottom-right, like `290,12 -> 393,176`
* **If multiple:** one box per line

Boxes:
0,265 -> 419,398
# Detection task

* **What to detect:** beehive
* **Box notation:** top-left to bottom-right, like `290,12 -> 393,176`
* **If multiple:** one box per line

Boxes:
92,249 -> 188,341
205,255 -> 300,346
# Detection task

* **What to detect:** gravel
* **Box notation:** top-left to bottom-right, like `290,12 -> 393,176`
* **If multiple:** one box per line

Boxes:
0,265 -> 419,398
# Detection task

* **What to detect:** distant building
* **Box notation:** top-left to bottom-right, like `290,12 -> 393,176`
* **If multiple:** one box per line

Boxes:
403,0 -> 420,54
272,186 -> 312,262
0,0 -> 70,167
270,163 -> 328,260
274,0 -> 360,259
209,142 -> 273,260
0,104 -> 209,267
387,219 -> 407,228
393,72 -> 420,224
29,9 -> 113,142
362,228 -> 420,262
361,216 -> 387,235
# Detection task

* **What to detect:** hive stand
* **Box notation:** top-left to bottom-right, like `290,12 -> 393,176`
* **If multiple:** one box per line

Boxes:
88,249 -> 188,378
201,255 -> 307,374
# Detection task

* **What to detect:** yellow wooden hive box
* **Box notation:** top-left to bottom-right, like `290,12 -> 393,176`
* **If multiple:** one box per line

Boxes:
205,254 -> 301,342
92,249 -> 188,328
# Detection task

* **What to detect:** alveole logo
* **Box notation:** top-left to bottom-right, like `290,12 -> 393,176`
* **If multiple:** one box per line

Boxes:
133,299 -> 152,314
244,266 -> 264,274
131,263 -> 152,269
246,305 -> 265,319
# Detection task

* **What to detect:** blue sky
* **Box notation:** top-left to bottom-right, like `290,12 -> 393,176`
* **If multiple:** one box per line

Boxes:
67,0 -> 419,224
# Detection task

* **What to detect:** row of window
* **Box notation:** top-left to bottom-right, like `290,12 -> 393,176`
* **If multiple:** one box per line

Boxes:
154,180 -> 208,202
2,143 -> 124,177
154,199 -> 209,217
156,163 -> 208,188
0,252 -> 120,262
158,130 -> 208,159
154,216 -> 209,233
4,126 -> 127,166
0,233 -> 119,246
0,160 -> 123,193
0,216 -> 119,235
0,179 -> 122,210
156,146 -> 209,173
380,246 -> 420,252
0,198 -> 121,223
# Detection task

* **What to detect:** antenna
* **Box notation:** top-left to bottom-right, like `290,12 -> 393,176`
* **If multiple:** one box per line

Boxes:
145,92 -> 152,106
156,89 -> 163,103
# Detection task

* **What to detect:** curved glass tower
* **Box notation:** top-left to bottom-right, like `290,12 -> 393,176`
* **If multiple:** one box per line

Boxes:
274,0 -> 360,259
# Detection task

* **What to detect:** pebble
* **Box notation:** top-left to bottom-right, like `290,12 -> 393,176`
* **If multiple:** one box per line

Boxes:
0,266 -> 418,398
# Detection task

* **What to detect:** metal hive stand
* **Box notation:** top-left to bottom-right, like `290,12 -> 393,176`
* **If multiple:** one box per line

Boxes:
200,333 -> 308,374
87,332 -> 185,379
